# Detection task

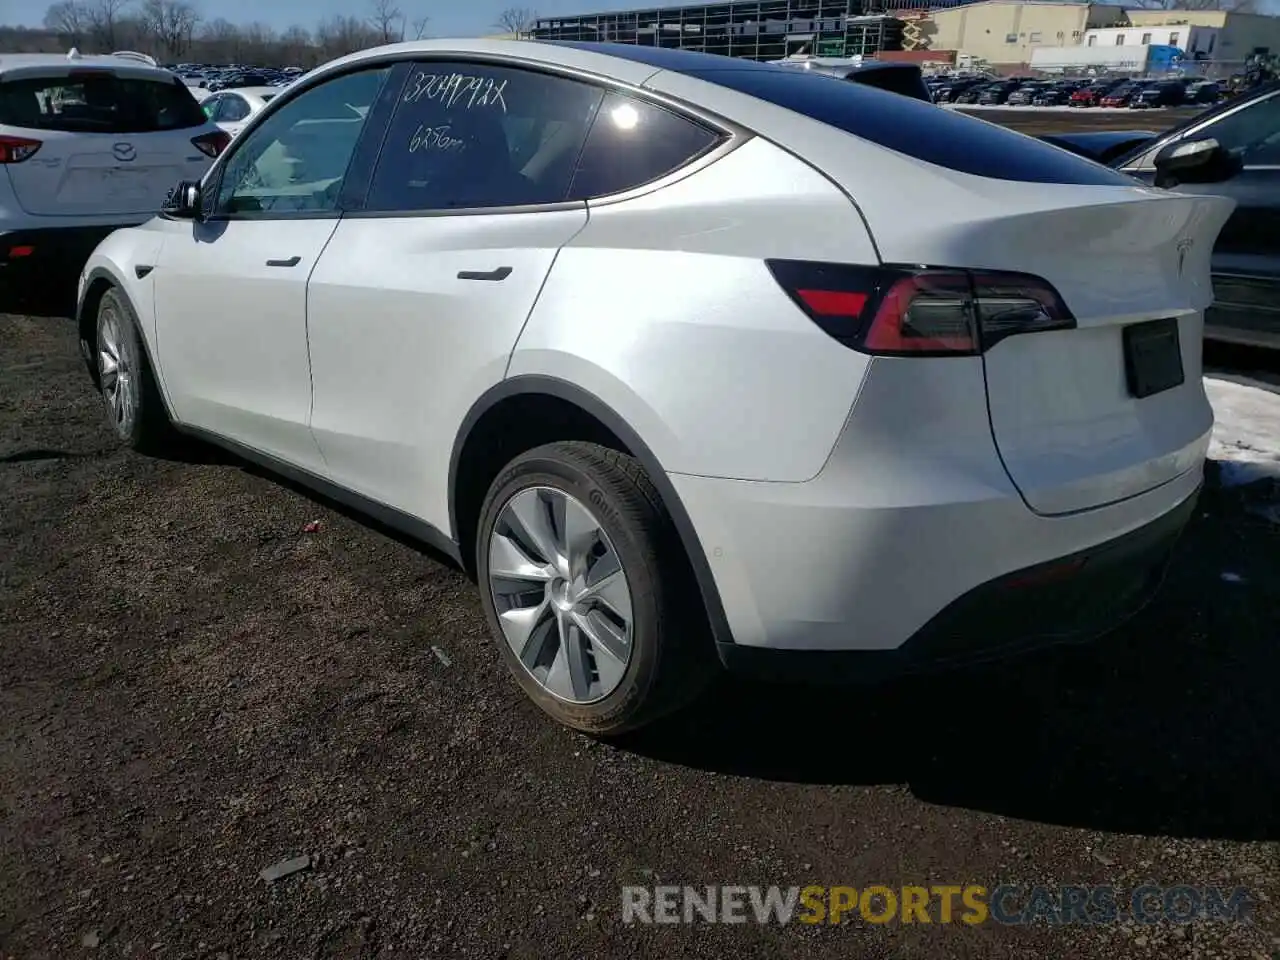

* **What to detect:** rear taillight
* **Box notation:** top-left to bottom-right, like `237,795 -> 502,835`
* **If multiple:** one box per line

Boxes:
767,260 -> 1075,357
0,135 -> 42,164
192,130 -> 231,158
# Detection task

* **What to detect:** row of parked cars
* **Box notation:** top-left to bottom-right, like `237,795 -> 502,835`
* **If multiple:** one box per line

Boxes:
930,74 -> 1223,108
168,63 -> 303,92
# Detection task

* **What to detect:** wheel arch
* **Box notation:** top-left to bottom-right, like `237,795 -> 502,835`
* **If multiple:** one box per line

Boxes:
449,376 -> 735,649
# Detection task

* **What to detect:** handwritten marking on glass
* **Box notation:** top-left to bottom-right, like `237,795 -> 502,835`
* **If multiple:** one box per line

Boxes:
402,72 -> 509,112
409,124 -> 466,153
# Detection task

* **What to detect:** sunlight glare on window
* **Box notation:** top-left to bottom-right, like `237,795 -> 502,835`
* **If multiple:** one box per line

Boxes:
610,103 -> 640,130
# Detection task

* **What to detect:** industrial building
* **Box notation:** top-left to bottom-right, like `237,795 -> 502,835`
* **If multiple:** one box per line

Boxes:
530,0 -> 938,61
922,1 -> 1277,68
530,0 -> 1280,71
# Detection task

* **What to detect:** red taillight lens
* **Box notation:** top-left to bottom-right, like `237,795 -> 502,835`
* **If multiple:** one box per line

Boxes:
0,135 -> 42,163
192,130 -> 231,158
767,260 -> 1075,357
864,271 -> 978,355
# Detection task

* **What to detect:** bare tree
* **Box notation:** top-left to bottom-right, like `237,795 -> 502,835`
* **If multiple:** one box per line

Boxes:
83,0 -> 129,50
315,14 -> 380,59
367,0 -> 404,44
494,6 -> 537,38
409,15 -> 430,39
43,0 -> 89,46
138,0 -> 200,59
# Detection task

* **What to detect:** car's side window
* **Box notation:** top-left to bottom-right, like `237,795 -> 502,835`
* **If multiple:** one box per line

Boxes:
567,92 -> 724,200
362,62 -> 603,212
221,95 -> 250,122
1198,92 -> 1280,165
202,95 -> 223,121
214,66 -> 390,218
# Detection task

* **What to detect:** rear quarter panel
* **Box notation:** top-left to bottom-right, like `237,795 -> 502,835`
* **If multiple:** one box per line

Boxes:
508,135 -> 880,482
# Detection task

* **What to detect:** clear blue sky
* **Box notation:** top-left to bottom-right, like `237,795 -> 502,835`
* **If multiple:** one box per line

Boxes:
2,0 -> 677,33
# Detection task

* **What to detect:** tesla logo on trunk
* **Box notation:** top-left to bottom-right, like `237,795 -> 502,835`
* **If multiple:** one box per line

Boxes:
1177,238 -> 1193,276
112,142 -> 136,162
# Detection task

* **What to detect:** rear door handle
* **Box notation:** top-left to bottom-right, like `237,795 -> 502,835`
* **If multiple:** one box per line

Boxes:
457,267 -> 512,282
266,256 -> 301,267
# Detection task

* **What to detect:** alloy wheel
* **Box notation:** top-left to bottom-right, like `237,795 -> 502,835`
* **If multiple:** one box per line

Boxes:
98,306 -> 136,436
487,486 -> 634,704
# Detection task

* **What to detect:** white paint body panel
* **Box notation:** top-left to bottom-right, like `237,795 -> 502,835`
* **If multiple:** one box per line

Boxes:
509,136 -> 878,482
645,68 -> 1232,513
307,208 -> 590,530
151,217 -> 335,470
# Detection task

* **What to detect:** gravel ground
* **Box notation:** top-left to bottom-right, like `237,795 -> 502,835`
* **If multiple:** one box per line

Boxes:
2,109 -> 1278,960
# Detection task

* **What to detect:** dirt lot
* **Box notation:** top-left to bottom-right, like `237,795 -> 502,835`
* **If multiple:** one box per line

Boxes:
2,110 -> 1279,959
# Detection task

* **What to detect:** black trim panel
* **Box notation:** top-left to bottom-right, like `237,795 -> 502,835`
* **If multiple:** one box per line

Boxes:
449,375 -> 735,649
173,423 -> 464,566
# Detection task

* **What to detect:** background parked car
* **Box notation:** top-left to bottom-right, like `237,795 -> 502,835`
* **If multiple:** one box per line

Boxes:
1132,80 -> 1187,109
1071,78 -> 1124,107
1112,81 -> 1280,349
200,86 -> 280,137
1034,81 -> 1081,106
978,79 -> 1023,105
1100,81 -> 1150,108
1006,81 -> 1048,106
0,50 -> 228,313
1186,80 -> 1223,105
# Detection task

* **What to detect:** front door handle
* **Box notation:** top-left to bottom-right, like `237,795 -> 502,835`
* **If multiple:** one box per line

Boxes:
457,266 -> 512,282
266,256 -> 301,267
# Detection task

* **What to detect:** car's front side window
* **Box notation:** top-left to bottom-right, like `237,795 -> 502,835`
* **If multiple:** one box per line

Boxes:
213,66 -> 390,217
1196,91 -> 1280,165
361,61 -> 603,212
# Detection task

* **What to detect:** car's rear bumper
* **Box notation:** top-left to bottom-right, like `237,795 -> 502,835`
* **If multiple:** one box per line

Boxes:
1,225 -> 133,308
716,485 -> 1197,683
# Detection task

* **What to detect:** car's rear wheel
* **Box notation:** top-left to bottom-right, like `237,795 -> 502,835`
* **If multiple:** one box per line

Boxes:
96,288 -> 174,453
476,441 -> 713,736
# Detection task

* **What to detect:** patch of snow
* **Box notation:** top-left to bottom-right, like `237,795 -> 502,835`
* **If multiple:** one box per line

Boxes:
1205,376 -> 1280,489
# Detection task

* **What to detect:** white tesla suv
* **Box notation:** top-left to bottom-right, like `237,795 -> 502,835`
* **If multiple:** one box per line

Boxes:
77,40 -> 1233,734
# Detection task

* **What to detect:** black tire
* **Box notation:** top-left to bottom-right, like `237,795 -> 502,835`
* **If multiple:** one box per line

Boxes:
475,441 -> 716,736
95,288 -> 176,453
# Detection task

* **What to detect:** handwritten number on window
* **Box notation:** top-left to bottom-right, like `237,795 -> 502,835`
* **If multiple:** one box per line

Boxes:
409,124 -> 466,153
402,71 -> 509,113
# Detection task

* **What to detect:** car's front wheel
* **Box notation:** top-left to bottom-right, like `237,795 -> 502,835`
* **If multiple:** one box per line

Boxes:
95,288 -> 175,453
476,441 -> 714,736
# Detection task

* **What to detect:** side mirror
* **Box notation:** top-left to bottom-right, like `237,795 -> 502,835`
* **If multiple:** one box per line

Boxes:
162,180 -> 202,219
1153,137 -> 1244,187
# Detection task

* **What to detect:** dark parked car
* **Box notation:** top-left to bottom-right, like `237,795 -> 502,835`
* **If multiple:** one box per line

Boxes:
954,84 -> 990,104
1109,82 -> 1280,348
1034,82 -> 1081,106
1006,81 -> 1049,106
1132,80 -> 1187,109
1100,81 -> 1151,108
978,80 -> 1022,105
1186,80 -> 1222,104
935,77 -> 987,102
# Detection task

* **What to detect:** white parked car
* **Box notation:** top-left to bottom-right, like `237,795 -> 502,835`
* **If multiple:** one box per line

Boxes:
0,49 -> 229,308
76,40 -> 1232,734
199,86 -> 280,137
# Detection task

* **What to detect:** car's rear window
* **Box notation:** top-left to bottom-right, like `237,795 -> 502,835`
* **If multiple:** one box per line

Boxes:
689,66 -> 1135,185
0,72 -> 207,133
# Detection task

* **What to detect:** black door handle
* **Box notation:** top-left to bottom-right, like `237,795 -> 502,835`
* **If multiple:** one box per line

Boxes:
266,256 -> 302,267
457,267 -> 512,282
